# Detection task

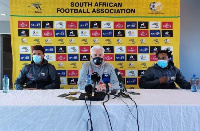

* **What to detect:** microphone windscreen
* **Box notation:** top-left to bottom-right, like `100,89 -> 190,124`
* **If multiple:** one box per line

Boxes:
102,74 -> 110,83
85,84 -> 93,94
91,72 -> 100,83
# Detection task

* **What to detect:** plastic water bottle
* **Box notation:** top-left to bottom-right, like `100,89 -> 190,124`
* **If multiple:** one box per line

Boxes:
2,75 -> 9,93
86,75 -> 92,85
191,74 -> 197,92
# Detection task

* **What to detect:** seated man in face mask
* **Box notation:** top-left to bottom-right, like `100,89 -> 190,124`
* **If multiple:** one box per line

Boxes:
15,45 -> 60,90
78,45 -> 120,91
139,49 -> 194,89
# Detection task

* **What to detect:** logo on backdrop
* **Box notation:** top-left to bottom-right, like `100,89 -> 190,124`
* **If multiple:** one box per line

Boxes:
79,46 -> 90,53
90,21 -> 101,29
30,29 -> 41,37
162,30 -> 173,37
126,46 -> 137,53
19,46 -> 31,53
126,22 -> 137,29
68,78 -> 78,85
103,46 -> 114,53
42,21 -> 53,28
66,30 -> 78,37
115,46 -> 125,53
42,30 -> 54,37
79,21 -> 89,29
102,21 -> 113,29
80,54 -> 90,61
114,22 -> 125,29
115,54 -> 125,61
55,30 -> 65,37
30,21 -> 41,28
54,21 -> 65,28
68,54 -> 79,61
126,78 -> 137,85
56,46 -> 66,53
102,30 -> 113,37
149,2 -> 163,11
68,70 -> 78,77
66,21 -> 78,29
18,21 -> 29,28
127,54 -> 137,61
18,29 -> 29,37
20,54 -> 31,61
56,54 -> 67,61
67,46 -> 79,53
28,2 -> 42,13
114,30 -> 125,37
57,70 -> 66,77
44,54 -> 55,61
44,46 -> 55,53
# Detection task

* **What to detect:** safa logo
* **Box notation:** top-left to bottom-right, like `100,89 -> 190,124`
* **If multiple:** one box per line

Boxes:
55,30 -> 65,37
115,54 -> 125,61
56,70 -> 66,77
68,54 -> 79,61
20,54 -> 31,61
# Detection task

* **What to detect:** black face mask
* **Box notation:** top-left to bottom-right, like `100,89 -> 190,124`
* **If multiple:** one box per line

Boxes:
93,57 -> 103,65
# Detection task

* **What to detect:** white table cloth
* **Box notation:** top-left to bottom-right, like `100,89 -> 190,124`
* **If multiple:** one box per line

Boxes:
0,89 -> 200,131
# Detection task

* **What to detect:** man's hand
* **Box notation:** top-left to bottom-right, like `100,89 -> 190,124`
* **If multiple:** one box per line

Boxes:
96,83 -> 112,92
159,76 -> 169,83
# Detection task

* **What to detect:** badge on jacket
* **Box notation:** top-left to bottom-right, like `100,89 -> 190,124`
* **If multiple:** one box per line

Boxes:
41,73 -> 45,76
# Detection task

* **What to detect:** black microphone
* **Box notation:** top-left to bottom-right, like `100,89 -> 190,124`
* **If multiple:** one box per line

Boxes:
102,74 -> 110,94
91,72 -> 100,84
85,84 -> 93,98
114,68 -> 127,92
91,72 -> 100,94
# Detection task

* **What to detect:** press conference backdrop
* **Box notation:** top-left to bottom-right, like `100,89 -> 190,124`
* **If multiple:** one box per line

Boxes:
10,0 -> 180,89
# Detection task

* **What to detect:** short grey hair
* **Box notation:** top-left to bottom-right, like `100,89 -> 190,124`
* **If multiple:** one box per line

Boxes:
90,45 -> 105,55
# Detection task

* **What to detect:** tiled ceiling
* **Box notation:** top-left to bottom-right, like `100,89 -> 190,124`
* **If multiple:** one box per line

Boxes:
0,0 -> 10,21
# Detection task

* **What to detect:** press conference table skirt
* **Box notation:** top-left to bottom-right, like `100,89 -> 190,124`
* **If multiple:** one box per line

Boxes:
0,89 -> 200,131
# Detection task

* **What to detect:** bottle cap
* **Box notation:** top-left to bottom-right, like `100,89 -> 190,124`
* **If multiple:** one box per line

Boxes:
4,75 -> 7,78
87,75 -> 90,78
193,74 -> 196,77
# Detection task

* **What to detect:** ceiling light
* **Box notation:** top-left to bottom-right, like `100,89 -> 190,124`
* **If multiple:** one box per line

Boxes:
0,14 -> 7,16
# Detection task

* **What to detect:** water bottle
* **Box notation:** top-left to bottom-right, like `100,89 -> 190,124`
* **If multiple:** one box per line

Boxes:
86,75 -> 92,85
2,75 -> 9,93
191,74 -> 197,92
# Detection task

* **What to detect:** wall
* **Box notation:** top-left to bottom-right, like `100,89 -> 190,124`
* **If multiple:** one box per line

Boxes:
180,0 -> 200,80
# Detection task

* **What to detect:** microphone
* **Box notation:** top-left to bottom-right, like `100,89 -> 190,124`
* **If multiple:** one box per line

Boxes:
102,74 -> 110,94
85,84 -> 93,98
91,72 -> 100,84
114,68 -> 127,92
91,72 -> 100,94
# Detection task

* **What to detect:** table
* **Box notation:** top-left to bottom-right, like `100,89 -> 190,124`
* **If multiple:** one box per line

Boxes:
0,89 -> 200,131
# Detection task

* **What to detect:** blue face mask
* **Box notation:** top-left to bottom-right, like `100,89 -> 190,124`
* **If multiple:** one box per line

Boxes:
33,55 -> 42,64
157,60 -> 168,68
